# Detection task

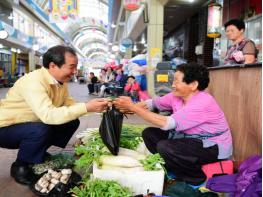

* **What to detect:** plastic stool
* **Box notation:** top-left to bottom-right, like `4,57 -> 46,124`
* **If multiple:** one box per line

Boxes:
202,160 -> 234,179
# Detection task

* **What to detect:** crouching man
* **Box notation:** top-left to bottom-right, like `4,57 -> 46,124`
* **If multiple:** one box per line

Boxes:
0,45 -> 109,185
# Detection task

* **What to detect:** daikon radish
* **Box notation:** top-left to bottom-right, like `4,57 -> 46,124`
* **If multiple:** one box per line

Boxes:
136,142 -> 152,155
99,155 -> 142,167
118,147 -> 146,160
100,164 -> 144,172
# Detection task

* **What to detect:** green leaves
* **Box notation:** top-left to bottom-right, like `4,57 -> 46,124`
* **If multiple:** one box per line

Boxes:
74,124 -> 147,177
140,153 -> 165,171
32,153 -> 75,175
74,137 -> 110,177
119,124 -> 146,150
70,179 -> 133,197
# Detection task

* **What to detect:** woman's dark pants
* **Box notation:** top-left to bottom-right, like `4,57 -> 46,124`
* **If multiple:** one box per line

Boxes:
0,119 -> 79,164
142,127 -> 219,185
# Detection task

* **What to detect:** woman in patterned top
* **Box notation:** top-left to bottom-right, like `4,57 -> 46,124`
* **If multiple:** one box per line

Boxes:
224,18 -> 257,65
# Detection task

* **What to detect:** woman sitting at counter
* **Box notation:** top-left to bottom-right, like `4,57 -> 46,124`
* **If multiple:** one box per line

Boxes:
224,18 -> 257,65
113,63 -> 233,186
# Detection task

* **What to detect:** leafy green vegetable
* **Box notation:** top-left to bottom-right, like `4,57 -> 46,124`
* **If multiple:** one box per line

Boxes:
32,153 -> 75,175
120,124 -> 146,150
70,179 -> 133,197
140,153 -> 165,171
74,124 -> 147,177
74,137 -> 110,177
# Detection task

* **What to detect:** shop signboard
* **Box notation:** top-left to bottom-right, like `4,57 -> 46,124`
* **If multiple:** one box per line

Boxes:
1,22 -> 16,38
150,48 -> 161,68
0,20 -> 33,47
120,38 -> 133,52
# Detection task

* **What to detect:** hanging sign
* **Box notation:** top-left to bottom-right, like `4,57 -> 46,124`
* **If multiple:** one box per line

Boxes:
124,0 -> 141,11
121,38 -> 133,48
49,0 -> 79,23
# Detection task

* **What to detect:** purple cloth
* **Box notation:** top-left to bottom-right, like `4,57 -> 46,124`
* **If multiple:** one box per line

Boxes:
152,91 -> 232,159
206,155 -> 262,197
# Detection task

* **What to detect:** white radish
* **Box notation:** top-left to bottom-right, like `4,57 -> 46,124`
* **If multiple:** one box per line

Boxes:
118,148 -> 146,160
99,155 -> 142,167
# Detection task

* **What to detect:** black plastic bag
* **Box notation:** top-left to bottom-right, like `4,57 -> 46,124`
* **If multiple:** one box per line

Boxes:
99,106 -> 124,155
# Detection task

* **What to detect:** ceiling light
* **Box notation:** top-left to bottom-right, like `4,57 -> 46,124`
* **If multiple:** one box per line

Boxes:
33,44 -> 39,51
112,45 -> 119,52
8,13 -> 13,20
0,29 -> 9,39
111,23 -> 116,28
141,36 -> 146,44
133,45 -> 137,52
17,49 -> 21,54
0,44 -> 3,48
109,54 -> 115,59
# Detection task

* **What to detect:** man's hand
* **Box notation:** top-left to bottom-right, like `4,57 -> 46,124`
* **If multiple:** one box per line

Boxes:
85,98 -> 109,112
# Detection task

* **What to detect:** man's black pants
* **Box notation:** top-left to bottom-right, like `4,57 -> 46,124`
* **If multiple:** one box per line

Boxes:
142,127 -> 220,185
0,119 -> 79,164
88,83 -> 95,93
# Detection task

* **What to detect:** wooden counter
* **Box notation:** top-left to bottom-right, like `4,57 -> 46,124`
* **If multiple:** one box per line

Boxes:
207,63 -> 262,164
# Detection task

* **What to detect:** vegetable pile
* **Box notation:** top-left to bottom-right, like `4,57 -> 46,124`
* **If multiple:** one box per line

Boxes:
73,124 -> 166,195
74,134 -> 110,176
34,169 -> 72,194
32,153 -> 75,175
70,179 -> 133,197
74,124 -> 165,177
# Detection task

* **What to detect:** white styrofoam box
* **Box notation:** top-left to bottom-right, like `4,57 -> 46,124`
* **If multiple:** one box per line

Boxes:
92,163 -> 165,195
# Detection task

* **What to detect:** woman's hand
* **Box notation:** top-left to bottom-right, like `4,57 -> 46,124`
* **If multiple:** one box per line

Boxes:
232,51 -> 245,62
113,96 -> 135,113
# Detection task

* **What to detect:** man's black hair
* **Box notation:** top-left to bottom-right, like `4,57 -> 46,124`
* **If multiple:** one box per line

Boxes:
176,62 -> 210,91
224,19 -> 245,31
43,45 -> 76,68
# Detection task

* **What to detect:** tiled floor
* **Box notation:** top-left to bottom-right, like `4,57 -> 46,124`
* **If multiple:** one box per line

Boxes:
0,82 -> 147,197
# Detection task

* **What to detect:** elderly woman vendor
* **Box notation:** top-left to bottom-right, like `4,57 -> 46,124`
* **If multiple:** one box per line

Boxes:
224,18 -> 257,65
113,63 -> 233,186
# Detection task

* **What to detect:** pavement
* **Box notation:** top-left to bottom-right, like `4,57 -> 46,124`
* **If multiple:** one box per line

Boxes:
0,82 -> 147,197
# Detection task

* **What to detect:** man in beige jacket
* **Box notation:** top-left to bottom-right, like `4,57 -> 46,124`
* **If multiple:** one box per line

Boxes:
0,45 -> 109,185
